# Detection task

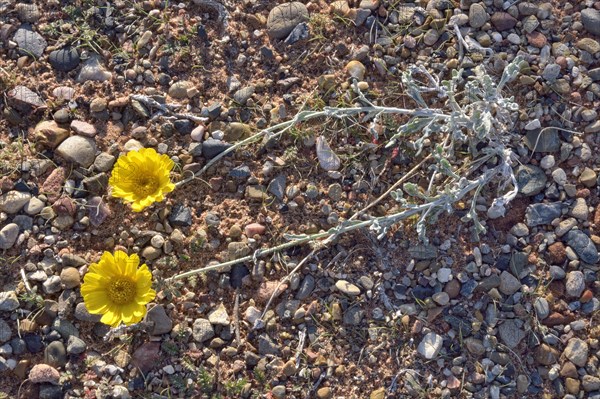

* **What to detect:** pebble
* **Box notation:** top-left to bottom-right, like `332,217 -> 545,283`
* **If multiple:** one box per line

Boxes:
208,303 -> 230,326
437,268 -> 452,283
77,54 -> 112,82
59,267 -> 80,289
66,335 -> 86,355
316,136 -> 341,171
498,319 -> 525,348
70,120 -> 96,137
469,3 -> 488,28
515,164 -> 547,196
55,136 -> 97,167
13,24 -> 46,58
581,8 -> 600,37
0,223 -> 19,250
534,297 -> 550,319
0,319 -> 11,343
48,47 -> 80,72
146,305 -> 173,335
29,364 -> 60,384
44,341 -> 66,368
499,271 -> 520,295
335,280 -> 361,296
267,2 -> 309,39
192,318 -> 214,342
525,202 -> 562,227
566,230 -> 599,264
418,332 -> 443,359
565,271 -> 586,298
346,60 -> 366,80
563,338 -> 589,367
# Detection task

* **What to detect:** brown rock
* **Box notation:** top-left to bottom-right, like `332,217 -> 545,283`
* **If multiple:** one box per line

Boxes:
542,312 -> 575,327
41,167 -> 66,202
131,342 -> 161,373
580,289 -> 594,303
444,279 -> 461,299
526,31 -> 547,48
547,242 -> 566,264
534,343 -> 560,365
491,12 -> 517,31
565,377 -> 580,395
560,361 -> 578,378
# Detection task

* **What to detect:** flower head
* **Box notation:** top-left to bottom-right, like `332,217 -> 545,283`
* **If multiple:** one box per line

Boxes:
109,148 -> 175,212
81,250 -> 156,327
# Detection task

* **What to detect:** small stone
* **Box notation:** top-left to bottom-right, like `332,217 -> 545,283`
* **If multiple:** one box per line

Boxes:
525,202 -> 562,226
565,271 -> 586,298
535,343 -> 560,365
244,223 -> 266,237
490,12 -> 517,31
34,121 -> 69,149
55,136 -> 97,167
563,337 -> 588,367
515,164 -> 547,196
77,54 -> 112,82
566,230 -> 599,264
192,318 -> 214,342
29,364 -> 60,384
534,297 -> 549,319
131,342 -> 161,374
335,280 -> 361,296
48,47 -> 80,72
267,2 -> 310,39
66,335 -> 86,355
202,138 -> 232,160
418,332 -> 443,359
316,136 -> 341,171
343,305 -> 364,326
581,8 -> 600,37
432,292 -> 449,306
370,388 -> 386,399
498,319 -> 525,348
44,341 -> 66,368
0,223 -> 19,250
59,267 -> 80,289
13,24 -> 46,58
8,85 -> 45,111
499,271 -> 521,295
437,268 -> 452,283
316,387 -> 332,399
579,167 -> 597,188
346,60 -> 366,80
89,98 -> 107,113
70,120 -> 96,137
469,3 -> 488,28
208,303 -> 230,326
146,305 -> 173,335
0,291 -> 20,311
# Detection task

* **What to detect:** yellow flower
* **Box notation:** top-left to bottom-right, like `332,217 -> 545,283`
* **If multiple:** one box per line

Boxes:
109,147 -> 175,212
81,251 -> 156,327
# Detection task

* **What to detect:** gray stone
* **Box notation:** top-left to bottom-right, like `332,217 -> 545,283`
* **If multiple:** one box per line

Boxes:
316,136 -> 340,171
469,3 -> 488,28
335,280 -> 361,296
49,47 -> 80,72
13,24 -> 46,58
232,86 -> 255,105
499,271 -> 521,295
515,164 -> 547,196
565,271 -> 585,298
45,341 -> 67,368
566,230 -> 599,264
55,136 -> 97,167
70,120 -> 96,137
549,266 -> 566,280
77,54 -> 112,82
498,319 -> 525,348
534,297 -> 549,319
268,174 -> 286,200
418,332 -> 443,359
525,202 -> 562,227
208,303 -> 230,326
258,333 -> 280,355
582,375 -> 600,392
0,319 -> 11,343
563,338 -> 588,367
0,223 -> 19,250
66,335 -> 86,354
8,85 -> 45,111
524,129 -> 560,152
146,305 -> 173,335
343,305 -> 364,326
0,190 -> 31,214
408,244 -> 437,260
296,275 -> 315,300
0,291 -> 20,311
581,8 -> 600,37
570,198 -> 589,220
284,21 -> 310,45
192,318 -> 214,342
267,2 -> 309,39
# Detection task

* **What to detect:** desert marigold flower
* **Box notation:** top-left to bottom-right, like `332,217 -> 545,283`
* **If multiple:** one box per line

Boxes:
81,251 -> 156,327
109,147 -> 175,212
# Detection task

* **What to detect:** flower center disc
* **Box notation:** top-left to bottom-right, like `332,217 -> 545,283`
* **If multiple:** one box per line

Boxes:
108,278 -> 136,305
134,177 -> 159,198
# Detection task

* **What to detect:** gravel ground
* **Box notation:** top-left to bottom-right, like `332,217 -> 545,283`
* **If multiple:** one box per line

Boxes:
1,0 -> 600,398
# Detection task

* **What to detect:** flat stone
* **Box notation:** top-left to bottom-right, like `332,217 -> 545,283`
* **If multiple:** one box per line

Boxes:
49,47 -> 80,71
577,38 -> 600,54
418,332 -> 443,359
499,271 -> 521,295
515,164 -> 547,196
8,85 -> 45,111
70,120 -> 96,137
232,86 -> 254,105
0,191 -> 30,215
524,129 -> 560,152
525,202 -> 562,227
77,54 -> 112,82
490,12 -> 517,31
581,8 -> 600,37
565,271 -> 586,298
563,338 -> 588,367
208,303 -> 230,326
55,136 -> 97,167
499,319 -> 525,348
566,230 -> 599,264
192,318 -> 214,342
202,138 -> 232,160
13,24 -> 46,58
168,81 -> 193,99
146,305 -> 173,335
316,136 -> 340,171
267,2 -> 309,39
29,364 -> 60,384
469,3 -> 488,28
34,120 -> 69,149
335,280 -> 361,296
